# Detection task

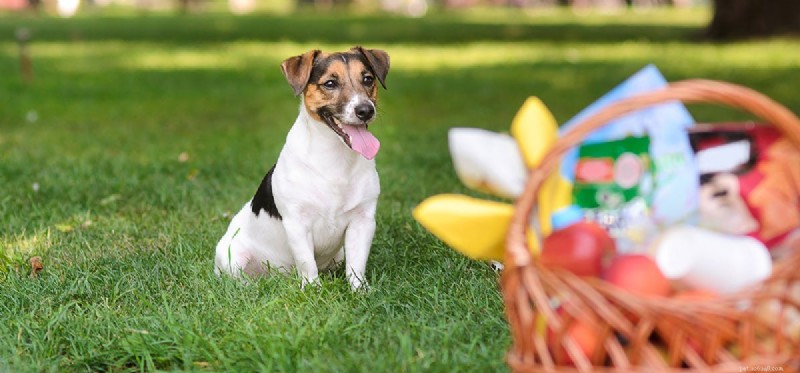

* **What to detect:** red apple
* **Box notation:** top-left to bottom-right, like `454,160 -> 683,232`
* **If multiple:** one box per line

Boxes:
603,254 -> 671,297
540,222 -> 616,277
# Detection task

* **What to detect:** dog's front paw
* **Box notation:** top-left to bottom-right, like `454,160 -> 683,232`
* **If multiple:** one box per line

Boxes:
348,275 -> 370,292
300,275 -> 321,290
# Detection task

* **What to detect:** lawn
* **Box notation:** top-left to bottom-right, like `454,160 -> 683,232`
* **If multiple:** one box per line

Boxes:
1,6 -> 799,372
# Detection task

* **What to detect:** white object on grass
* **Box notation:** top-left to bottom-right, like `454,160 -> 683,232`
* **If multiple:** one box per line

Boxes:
448,128 -> 527,199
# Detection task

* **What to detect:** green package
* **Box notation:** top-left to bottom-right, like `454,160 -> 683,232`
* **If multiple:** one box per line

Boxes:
572,136 -> 653,209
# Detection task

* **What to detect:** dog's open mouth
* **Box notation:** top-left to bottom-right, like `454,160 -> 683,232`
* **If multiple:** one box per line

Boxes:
323,116 -> 381,160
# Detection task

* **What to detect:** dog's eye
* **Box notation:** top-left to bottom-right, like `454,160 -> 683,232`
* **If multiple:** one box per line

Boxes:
322,80 -> 338,89
362,75 -> 375,86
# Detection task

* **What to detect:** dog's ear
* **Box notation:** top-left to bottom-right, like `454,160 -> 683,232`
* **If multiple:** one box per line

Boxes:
354,46 -> 390,89
280,49 -> 321,96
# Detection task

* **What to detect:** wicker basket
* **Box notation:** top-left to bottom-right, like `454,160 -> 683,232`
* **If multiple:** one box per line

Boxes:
501,79 -> 800,372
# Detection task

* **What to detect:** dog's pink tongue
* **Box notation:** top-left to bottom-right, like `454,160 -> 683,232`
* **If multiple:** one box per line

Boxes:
343,124 -> 380,160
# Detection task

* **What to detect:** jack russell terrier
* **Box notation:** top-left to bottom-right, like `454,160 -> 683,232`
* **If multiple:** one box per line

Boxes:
214,47 -> 390,290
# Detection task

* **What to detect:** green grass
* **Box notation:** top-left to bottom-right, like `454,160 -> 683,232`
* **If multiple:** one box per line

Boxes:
1,7 -> 799,372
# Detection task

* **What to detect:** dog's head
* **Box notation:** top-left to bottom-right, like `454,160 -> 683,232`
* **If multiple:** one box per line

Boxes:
280,46 -> 390,160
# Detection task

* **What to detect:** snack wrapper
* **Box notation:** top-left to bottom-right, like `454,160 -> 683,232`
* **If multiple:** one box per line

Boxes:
690,123 -> 800,249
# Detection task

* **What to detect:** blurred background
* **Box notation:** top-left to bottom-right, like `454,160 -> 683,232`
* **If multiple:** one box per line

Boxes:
2,0 -> 717,16
2,0 -> 799,43
2,0 -> 799,371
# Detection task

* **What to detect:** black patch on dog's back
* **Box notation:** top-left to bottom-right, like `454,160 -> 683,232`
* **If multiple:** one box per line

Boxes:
251,165 -> 282,220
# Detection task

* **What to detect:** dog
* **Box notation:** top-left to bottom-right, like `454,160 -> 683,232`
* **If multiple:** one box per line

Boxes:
214,47 -> 390,290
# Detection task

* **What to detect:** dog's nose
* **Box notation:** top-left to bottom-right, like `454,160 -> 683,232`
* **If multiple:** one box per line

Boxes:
354,103 -> 375,121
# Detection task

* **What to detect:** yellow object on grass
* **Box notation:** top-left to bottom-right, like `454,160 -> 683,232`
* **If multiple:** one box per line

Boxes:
511,97 -> 559,168
414,97 -> 573,260
526,229 -> 541,257
412,194 -> 514,262
536,173 -> 574,235
510,97 -> 572,236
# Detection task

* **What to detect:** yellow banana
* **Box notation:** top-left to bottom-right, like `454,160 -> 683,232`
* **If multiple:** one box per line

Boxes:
510,97 -> 559,168
412,194 -> 514,261
510,97 -> 572,237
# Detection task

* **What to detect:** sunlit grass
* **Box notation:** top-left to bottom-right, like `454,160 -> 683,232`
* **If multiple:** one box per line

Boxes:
4,38 -> 800,76
1,7 -> 799,372
1,229 -> 52,275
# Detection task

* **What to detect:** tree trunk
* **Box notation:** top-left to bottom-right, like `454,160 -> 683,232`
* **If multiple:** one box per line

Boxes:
708,0 -> 800,40
178,0 -> 190,13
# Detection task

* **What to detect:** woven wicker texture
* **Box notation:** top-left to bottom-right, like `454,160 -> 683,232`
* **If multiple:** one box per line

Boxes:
501,79 -> 800,372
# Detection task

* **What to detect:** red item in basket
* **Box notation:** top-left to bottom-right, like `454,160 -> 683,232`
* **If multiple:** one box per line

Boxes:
691,124 -> 800,248
603,254 -> 672,297
547,304 -> 601,365
541,207 -> 616,277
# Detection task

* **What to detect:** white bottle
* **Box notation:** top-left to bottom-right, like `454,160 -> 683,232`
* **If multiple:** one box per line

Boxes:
652,225 -> 772,295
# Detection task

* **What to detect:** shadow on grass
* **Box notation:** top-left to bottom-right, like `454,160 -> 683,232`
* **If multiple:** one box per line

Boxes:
0,12 -> 701,45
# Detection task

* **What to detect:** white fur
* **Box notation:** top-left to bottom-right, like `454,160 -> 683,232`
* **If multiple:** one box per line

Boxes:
214,100 -> 379,290
342,94 -> 374,124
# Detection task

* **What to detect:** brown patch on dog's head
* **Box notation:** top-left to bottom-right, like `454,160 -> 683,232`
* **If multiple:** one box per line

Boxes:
353,46 -> 389,89
280,49 -> 321,97
280,47 -> 390,122
280,47 -> 390,159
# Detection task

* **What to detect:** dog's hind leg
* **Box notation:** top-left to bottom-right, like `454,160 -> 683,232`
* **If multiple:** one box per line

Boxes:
214,226 -> 252,278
